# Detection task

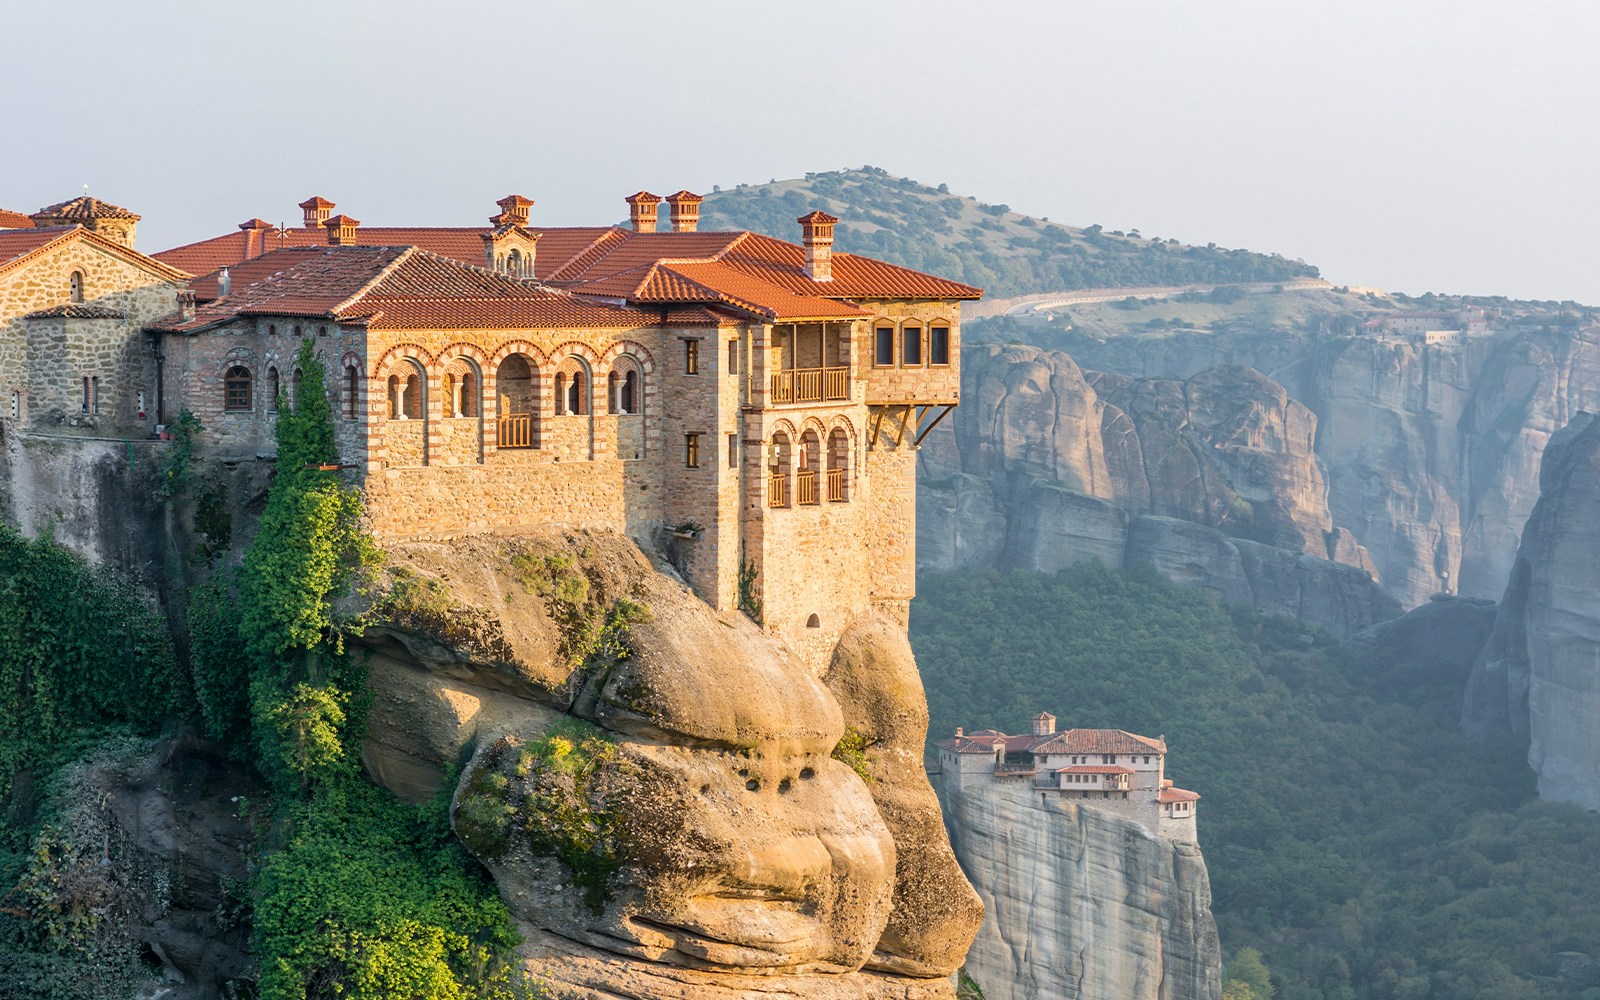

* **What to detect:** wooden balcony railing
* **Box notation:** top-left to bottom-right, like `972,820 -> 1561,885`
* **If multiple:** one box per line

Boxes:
770,367 -> 850,404
826,467 -> 846,502
797,469 -> 819,505
768,473 -> 788,508
497,413 -> 533,449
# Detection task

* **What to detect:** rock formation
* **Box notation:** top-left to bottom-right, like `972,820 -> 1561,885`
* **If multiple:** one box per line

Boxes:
359,530 -> 982,999
1464,412 -> 1600,809
919,345 -> 1398,636
1068,324 -> 1600,609
939,779 -> 1221,1000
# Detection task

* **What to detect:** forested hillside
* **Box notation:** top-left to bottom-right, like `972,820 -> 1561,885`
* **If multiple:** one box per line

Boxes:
699,167 -> 1319,298
912,565 -> 1600,1000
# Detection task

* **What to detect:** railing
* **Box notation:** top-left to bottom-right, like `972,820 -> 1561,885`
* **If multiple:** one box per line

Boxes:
767,473 -> 788,508
497,413 -> 533,449
770,367 -> 850,404
797,469 -> 818,505
826,468 -> 846,502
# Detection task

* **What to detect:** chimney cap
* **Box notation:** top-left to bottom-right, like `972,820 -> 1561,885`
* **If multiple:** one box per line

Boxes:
238,218 -> 274,231
298,196 -> 335,210
497,194 -> 534,211
666,190 -> 702,205
797,210 -> 839,226
324,214 -> 360,227
626,190 -> 663,206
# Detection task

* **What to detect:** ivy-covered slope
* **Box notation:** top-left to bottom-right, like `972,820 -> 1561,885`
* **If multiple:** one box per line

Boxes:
698,166 -> 1319,298
912,564 -> 1600,1000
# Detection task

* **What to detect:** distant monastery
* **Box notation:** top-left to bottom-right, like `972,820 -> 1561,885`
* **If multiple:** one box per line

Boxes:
0,191 -> 979,670
937,712 -> 1200,842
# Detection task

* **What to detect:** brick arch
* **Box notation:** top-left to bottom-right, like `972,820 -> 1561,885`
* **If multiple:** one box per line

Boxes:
769,417 -> 799,441
799,415 -> 829,439
548,340 -> 601,372
598,339 -> 656,376
436,341 -> 491,372
370,343 -> 435,380
487,339 -> 550,371
212,346 -> 258,378
826,413 -> 857,439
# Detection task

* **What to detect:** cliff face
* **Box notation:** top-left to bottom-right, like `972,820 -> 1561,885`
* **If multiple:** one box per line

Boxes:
1068,325 -> 1600,609
920,345 -> 1398,637
359,531 -> 983,999
939,780 -> 1221,1000
1464,412 -> 1600,809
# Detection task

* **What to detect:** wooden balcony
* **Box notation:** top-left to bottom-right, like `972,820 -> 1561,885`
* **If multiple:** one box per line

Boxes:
498,413 -> 533,449
797,469 -> 819,505
768,473 -> 788,508
826,468 -> 846,502
770,367 -> 850,404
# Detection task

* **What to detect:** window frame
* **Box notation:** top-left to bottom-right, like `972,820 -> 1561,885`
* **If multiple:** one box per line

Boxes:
902,323 -> 923,367
874,323 -> 896,367
930,324 -> 951,367
685,432 -> 701,468
224,366 -> 253,412
684,339 -> 700,375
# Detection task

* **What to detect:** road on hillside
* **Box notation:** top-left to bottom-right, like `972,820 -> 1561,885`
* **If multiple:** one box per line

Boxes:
976,278 -> 1332,319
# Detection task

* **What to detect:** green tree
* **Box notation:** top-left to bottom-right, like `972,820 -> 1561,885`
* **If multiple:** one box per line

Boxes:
1226,947 -> 1273,1000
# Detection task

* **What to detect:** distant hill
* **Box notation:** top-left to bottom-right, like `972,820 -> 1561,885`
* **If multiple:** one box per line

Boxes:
699,166 -> 1319,299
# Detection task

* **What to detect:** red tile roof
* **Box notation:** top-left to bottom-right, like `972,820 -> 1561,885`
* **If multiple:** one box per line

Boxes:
153,204 -> 982,317
0,226 -> 190,282
33,196 -> 139,221
0,227 -> 73,266
150,245 -> 650,334
0,209 -> 34,228
1159,787 -> 1201,804
1033,729 -> 1167,756
1055,765 -> 1135,774
23,304 -> 124,320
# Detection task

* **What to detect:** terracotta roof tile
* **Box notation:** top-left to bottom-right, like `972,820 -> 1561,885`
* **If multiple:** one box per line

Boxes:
0,227 -> 73,265
1032,729 -> 1167,756
23,304 -> 125,319
1054,765 -> 1136,774
33,196 -> 139,221
1159,787 -> 1201,803
0,209 -> 35,228
151,245 -> 649,334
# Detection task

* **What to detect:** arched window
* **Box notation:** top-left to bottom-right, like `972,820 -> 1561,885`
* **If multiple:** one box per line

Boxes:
69,271 -> 84,304
827,427 -> 850,502
806,613 -> 821,629
224,366 -> 252,411
496,353 -> 538,449
768,431 -> 792,508
622,370 -> 638,414
874,321 -> 896,367
607,371 -> 618,413
291,367 -> 304,408
344,364 -> 358,419
609,356 -> 643,415
458,370 -> 475,417
797,429 -> 822,505
266,367 -> 281,411
387,370 -> 421,420
506,248 -> 522,277
902,323 -> 923,366
554,357 -> 589,415
930,323 -> 952,366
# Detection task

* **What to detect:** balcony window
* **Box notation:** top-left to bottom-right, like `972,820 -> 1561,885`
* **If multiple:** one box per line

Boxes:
874,324 -> 895,366
902,324 -> 923,366
931,324 -> 951,366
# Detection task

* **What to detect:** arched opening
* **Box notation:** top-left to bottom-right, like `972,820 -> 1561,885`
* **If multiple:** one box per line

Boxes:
224,366 -> 252,411
387,375 -> 402,419
555,357 -> 589,415
606,371 -> 618,413
458,370 -> 476,417
806,613 -> 821,629
496,353 -> 537,449
506,248 -> 522,277
69,271 -> 84,304
382,359 -> 429,466
608,356 -> 644,415
622,370 -> 638,414
797,429 -> 821,505
767,432 -> 792,508
386,365 -> 422,420
290,367 -> 304,408
267,367 -> 281,412
827,427 -> 850,502
343,364 -> 358,419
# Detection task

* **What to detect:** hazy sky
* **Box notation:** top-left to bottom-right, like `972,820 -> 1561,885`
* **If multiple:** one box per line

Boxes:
6,1 -> 1595,303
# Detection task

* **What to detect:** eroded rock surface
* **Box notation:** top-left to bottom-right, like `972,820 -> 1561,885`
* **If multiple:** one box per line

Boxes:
939,778 -> 1221,1000
359,530 -> 980,998
1464,412 -> 1600,808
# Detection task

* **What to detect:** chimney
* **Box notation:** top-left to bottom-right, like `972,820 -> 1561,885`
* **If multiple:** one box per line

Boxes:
299,196 -> 334,230
954,727 -> 964,738
218,267 -> 232,297
493,194 -> 533,228
666,190 -> 702,232
1032,712 -> 1056,736
324,214 -> 360,246
797,210 -> 838,282
626,191 -> 662,233
176,289 -> 196,323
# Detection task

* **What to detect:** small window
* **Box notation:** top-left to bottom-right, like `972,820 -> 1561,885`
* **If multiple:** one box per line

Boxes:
344,365 -> 358,419
930,324 -> 951,366
874,324 -> 895,366
69,271 -> 84,303
902,324 -> 923,366
806,613 -> 821,628
685,340 -> 699,375
727,432 -> 738,468
685,432 -> 700,468
268,323 -> 278,337
291,368 -> 304,407
621,370 -> 637,414
9,390 -> 19,419
224,366 -> 252,411
266,368 -> 281,411
727,339 -> 739,375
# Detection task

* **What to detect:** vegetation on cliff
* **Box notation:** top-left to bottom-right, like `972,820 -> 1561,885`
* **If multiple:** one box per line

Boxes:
699,167 -> 1318,298
914,564 -> 1600,999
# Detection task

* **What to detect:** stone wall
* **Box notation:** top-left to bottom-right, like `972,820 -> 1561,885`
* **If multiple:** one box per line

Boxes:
0,236 -> 182,436
858,300 -> 961,405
